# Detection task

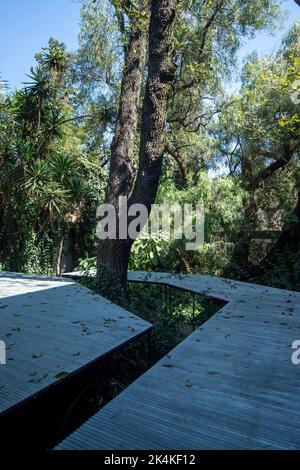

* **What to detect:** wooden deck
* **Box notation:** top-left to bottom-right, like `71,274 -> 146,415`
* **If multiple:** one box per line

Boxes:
0,272 -> 151,437
57,272 -> 300,450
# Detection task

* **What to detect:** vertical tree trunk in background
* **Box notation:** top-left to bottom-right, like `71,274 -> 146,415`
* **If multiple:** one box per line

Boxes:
228,144 -> 296,279
105,1 -> 149,204
97,0 -> 149,282
97,0 -> 177,285
129,0 -> 177,211
250,190 -> 300,277
56,235 -> 64,276
1,205 -> 19,271
227,195 -> 259,277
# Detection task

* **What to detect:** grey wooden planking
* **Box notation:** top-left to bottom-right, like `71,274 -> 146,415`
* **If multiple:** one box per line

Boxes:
57,271 -> 300,449
0,271 -> 151,416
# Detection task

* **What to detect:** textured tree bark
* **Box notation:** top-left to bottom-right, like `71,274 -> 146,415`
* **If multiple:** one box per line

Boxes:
165,141 -> 188,181
227,195 -> 259,277
105,1 -> 149,205
228,144 -> 296,278
249,190 -> 300,278
97,1 -> 149,282
97,0 -> 177,286
56,234 -> 64,276
1,215 -> 15,270
129,0 -> 177,210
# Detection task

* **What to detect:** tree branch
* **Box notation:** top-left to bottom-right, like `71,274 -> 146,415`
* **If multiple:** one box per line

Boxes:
165,141 -> 188,180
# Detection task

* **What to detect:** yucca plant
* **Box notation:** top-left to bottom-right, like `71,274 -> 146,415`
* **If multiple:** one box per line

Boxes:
23,159 -> 51,194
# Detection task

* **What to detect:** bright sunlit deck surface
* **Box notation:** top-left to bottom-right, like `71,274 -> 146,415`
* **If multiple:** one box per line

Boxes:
57,272 -> 300,450
0,271 -> 151,419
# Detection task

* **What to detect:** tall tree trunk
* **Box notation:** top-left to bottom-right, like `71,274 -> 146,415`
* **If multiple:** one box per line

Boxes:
97,0 -> 177,285
105,1 -> 149,204
56,234 -> 64,276
227,144 -> 296,278
1,207 -> 18,271
129,0 -> 177,211
97,0 -> 149,283
249,190 -> 300,278
227,195 -> 259,277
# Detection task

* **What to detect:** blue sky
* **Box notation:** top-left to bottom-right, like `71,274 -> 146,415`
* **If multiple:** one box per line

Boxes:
0,0 -> 81,89
0,0 -> 299,90
237,1 -> 300,66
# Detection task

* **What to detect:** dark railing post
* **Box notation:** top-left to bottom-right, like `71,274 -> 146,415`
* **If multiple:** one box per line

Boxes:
164,284 -> 168,319
127,281 -> 130,303
147,329 -> 152,368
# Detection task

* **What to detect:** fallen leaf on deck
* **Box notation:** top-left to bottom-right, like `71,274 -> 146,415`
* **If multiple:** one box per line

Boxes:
55,371 -> 69,380
32,352 -> 43,359
28,373 -> 48,384
185,380 -> 193,387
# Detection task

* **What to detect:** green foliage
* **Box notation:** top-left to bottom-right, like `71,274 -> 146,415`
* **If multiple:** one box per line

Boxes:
129,234 -> 170,271
78,272 -> 224,361
1,1 -> 300,296
0,38 -> 106,274
127,174 -> 244,275
79,256 -> 97,271
79,262 -> 128,305
252,250 -> 300,292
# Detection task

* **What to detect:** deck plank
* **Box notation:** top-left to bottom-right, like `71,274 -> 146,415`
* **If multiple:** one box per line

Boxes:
0,271 -> 151,416
57,272 -> 300,450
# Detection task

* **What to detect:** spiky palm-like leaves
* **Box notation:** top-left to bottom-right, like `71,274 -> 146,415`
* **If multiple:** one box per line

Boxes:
36,38 -> 69,74
24,66 -> 51,101
0,38 -> 95,274
24,159 -> 51,194
50,154 -> 79,182
42,110 -> 66,139
39,182 -> 70,217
